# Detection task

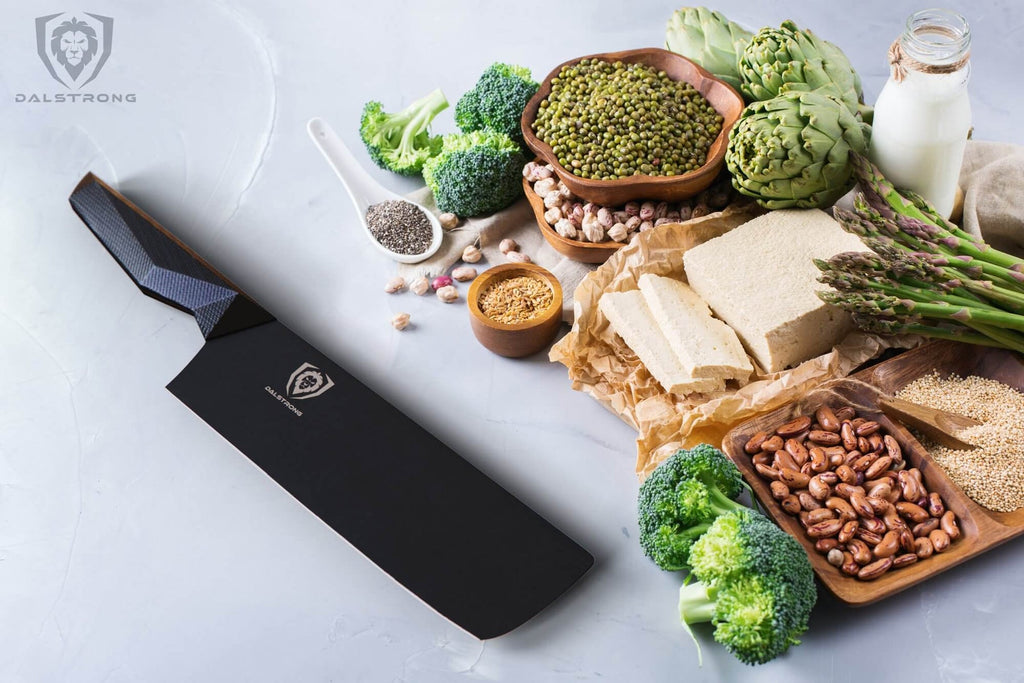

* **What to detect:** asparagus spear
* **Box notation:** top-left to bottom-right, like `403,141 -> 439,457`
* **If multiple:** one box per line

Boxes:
850,314 -> 1015,349
851,153 -> 1024,273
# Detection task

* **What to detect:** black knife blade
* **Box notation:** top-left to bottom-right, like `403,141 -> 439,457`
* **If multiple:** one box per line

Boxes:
69,173 -> 593,639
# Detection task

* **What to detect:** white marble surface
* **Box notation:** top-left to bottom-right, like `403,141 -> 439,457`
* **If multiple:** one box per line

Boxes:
2,1 -> 1023,681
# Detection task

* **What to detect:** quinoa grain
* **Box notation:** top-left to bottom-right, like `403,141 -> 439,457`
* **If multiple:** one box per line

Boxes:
896,372 -> 1024,512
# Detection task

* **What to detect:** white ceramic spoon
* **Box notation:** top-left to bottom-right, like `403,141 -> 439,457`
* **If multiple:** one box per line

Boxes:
307,117 -> 442,264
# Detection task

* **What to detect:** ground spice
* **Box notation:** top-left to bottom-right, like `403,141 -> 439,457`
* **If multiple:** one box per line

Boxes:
479,275 -> 553,325
365,200 -> 433,255
896,372 -> 1024,512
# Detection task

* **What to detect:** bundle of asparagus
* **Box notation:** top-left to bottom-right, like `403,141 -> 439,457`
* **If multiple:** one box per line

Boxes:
815,154 -> 1024,353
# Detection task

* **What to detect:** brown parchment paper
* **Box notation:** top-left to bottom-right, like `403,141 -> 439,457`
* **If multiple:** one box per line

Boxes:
549,204 -> 922,480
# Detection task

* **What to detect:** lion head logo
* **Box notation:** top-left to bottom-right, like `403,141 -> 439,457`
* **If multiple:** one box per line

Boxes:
51,17 -> 98,79
286,362 -> 335,400
35,12 -> 114,89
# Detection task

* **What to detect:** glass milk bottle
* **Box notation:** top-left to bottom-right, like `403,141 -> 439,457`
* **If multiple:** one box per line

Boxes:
869,9 -> 971,218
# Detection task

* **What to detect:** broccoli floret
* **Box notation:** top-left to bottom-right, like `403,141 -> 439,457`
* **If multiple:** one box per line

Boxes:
678,509 -> 817,666
637,444 -> 749,571
359,88 -> 449,175
455,63 -> 538,146
422,130 -> 525,216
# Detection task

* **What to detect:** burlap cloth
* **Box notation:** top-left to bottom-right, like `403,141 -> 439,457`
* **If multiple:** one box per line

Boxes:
959,141 -> 1024,255
397,187 -> 593,323
545,140 -> 1024,479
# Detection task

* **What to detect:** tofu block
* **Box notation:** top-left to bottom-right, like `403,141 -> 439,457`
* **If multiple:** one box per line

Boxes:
637,274 -> 752,383
683,209 -> 868,373
599,290 -> 723,395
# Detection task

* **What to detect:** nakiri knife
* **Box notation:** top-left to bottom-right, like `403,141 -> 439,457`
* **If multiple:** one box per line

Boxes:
69,173 -> 593,639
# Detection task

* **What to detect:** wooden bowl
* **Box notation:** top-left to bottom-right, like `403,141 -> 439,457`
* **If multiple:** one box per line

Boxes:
522,176 -> 622,264
467,263 -> 564,358
520,48 -> 745,206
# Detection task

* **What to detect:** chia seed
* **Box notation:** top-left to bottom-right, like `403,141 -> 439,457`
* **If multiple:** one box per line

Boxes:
365,200 -> 433,255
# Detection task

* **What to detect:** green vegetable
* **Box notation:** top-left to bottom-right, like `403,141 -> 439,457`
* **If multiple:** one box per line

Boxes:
455,63 -> 538,146
637,444 -> 748,571
359,88 -> 449,176
679,509 -> 816,666
532,58 -> 723,180
422,130 -> 525,217
725,89 -> 870,209
816,154 -> 1024,353
665,7 -> 753,91
738,20 -> 870,121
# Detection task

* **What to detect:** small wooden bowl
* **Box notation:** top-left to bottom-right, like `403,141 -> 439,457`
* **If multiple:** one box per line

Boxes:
467,263 -> 563,358
521,48 -> 745,206
522,176 -> 622,264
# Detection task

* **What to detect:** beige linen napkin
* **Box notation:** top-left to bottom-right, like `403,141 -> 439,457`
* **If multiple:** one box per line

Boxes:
396,187 -> 595,323
959,140 -> 1024,257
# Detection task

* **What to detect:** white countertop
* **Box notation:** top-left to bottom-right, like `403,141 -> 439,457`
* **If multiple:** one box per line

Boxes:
3,1 -> 1023,680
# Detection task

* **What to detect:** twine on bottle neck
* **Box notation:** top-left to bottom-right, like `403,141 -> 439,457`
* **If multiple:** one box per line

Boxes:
888,29 -> 970,83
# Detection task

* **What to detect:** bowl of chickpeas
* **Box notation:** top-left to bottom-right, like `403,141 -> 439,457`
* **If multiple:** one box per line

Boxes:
521,48 -> 744,205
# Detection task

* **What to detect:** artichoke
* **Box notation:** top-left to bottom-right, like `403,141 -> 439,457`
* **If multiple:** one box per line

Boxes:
726,90 -> 871,209
666,7 -> 753,91
738,21 -> 870,121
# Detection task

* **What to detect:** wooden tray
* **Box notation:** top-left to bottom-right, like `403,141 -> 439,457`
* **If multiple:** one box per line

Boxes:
722,341 -> 1024,605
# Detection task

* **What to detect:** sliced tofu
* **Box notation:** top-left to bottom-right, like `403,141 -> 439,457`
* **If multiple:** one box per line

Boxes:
683,209 -> 868,373
638,273 -> 753,383
599,290 -> 723,395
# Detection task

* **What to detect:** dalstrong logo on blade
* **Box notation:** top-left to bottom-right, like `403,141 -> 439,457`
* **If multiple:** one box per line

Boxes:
35,12 -> 113,89
287,362 -> 335,400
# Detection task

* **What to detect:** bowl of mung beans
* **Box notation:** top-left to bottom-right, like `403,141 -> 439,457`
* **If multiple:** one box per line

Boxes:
467,263 -> 564,358
521,48 -> 744,205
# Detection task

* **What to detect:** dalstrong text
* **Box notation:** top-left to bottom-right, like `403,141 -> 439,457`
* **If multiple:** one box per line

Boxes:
264,386 -> 303,417
14,92 -> 136,103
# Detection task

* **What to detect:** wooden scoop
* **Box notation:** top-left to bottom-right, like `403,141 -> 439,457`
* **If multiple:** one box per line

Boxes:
878,395 -> 982,450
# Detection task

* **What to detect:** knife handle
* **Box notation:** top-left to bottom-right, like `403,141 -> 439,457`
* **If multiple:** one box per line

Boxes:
69,173 -> 274,339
